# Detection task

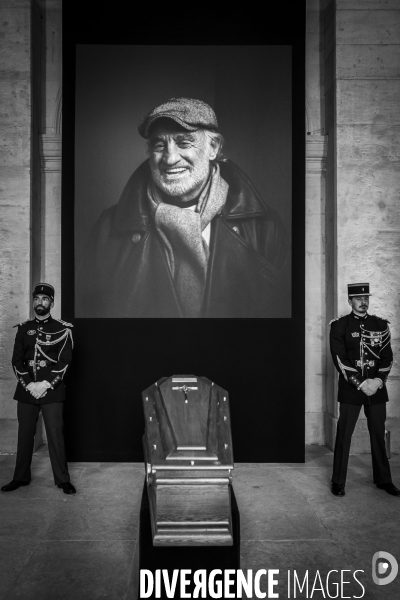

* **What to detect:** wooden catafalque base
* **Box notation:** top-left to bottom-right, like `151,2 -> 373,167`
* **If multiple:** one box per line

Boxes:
142,375 -> 234,546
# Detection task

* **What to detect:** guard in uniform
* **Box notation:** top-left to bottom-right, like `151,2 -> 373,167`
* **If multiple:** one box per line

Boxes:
330,282 -> 400,497
1,283 -> 76,494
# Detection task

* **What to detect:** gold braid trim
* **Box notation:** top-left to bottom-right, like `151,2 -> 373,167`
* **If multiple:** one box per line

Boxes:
35,329 -> 69,346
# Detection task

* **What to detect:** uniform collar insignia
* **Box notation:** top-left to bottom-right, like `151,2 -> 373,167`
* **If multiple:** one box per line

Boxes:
352,311 -> 367,320
34,315 -> 51,324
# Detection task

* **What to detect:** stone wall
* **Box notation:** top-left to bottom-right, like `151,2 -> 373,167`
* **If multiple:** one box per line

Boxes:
0,0 -> 61,453
326,0 -> 400,452
306,0 -> 400,452
0,0 -> 34,451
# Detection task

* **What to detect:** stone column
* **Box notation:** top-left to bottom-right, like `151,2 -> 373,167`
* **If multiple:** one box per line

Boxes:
306,0 -> 328,444
326,0 -> 400,452
0,0 -> 61,453
0,0 -> 35,452
40,0 -> 62,319
306,136 -> 328,444
323,0 -> 338,450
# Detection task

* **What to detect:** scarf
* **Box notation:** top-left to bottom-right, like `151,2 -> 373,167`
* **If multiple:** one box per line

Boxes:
147,163 -> 228,317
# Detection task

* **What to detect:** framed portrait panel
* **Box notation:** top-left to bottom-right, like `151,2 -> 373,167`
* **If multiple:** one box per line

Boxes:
62,4 -> 305,462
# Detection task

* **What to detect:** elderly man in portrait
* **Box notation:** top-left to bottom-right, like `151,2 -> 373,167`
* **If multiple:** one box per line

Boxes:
76,98 -> 288,318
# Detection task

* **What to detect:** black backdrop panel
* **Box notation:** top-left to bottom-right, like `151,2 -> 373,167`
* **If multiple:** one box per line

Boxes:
62,4 -> 306,462
63,319 -> 305,462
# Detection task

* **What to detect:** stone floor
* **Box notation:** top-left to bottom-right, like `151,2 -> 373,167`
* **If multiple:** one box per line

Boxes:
0,445 -> 400,599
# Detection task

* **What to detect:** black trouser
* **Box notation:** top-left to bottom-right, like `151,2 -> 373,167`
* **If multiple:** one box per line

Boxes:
332,402 -> 391,485
13,402 -> 70,485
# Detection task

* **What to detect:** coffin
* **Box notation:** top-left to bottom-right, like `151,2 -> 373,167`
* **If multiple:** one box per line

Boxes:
142,375 -> 234,546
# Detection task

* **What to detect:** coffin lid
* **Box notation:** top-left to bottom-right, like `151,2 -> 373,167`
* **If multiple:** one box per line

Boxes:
142,375 -> 233,469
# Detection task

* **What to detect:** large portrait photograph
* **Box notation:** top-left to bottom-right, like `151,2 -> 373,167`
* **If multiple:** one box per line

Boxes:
62,33 -> 304,465
74,45 -> 292,318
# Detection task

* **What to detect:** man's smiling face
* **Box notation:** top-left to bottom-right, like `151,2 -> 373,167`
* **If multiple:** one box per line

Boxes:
148,121 -> 218,202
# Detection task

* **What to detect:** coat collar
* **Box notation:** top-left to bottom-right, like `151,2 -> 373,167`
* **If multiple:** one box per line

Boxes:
351,311 -> 368,320
34,315 -> 52,324
111,159 -> 275,234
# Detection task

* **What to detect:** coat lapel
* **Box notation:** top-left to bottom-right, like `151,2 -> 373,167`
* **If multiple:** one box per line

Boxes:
203,217 -> 277,318
106,232 -> 184,318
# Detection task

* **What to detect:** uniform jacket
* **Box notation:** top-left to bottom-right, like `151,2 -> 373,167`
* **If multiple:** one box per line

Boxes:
12,315 -> 73,404
76,159 -> 288,318
330,311 -> 393,405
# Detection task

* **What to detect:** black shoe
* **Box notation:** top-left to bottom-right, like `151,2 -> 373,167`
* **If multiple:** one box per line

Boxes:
331,483 -> 345,496
377,482 -> 400,496
57,482 -> 76,495
1,480 -> 30,492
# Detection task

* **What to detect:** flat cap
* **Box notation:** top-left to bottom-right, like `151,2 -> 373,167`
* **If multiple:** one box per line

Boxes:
138,98 -> 218,139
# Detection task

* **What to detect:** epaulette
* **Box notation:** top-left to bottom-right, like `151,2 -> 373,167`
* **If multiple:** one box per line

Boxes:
329,314 -> 346,326
13,319 -> 30,328
369,314 -> 390,324
55,318 -> 74,327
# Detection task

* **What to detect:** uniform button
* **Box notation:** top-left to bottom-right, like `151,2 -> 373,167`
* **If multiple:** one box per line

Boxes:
131,233 -> 141,243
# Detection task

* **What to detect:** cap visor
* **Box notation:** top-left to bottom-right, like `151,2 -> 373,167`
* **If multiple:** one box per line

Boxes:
143,114 -> 200,137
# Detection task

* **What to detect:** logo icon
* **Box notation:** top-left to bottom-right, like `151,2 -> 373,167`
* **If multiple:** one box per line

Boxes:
372,552 -> 398,585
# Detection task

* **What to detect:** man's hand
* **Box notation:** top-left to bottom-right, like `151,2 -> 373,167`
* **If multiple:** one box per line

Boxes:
28,382 -> 49,399
361,379 -> 381,397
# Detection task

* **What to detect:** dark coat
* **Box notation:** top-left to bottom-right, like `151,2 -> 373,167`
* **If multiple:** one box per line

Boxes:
12,316 -> 73,404
330,311 -> 393,405
76,159 -> 288,318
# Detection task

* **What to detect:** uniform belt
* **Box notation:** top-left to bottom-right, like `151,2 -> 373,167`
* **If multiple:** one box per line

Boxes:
28,359 -> 51,368
353,359 -> 375,368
